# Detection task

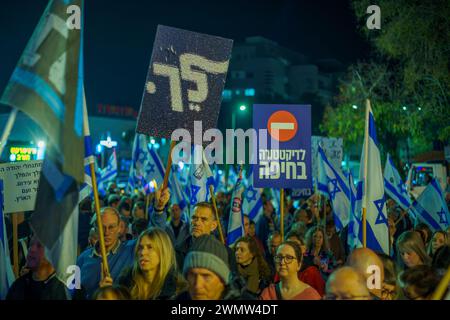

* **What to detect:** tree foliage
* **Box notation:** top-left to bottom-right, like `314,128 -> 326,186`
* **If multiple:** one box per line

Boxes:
321,0 -> 449,160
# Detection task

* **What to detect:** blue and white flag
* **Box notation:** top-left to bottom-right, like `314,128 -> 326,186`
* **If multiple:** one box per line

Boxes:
227,171 -> 245,246
1,0 -> 87,285
347,173 -> 363,251
384,153 -> 414,217
359,104 -> 390,254
189,145 -> 215,206
0,180 -> 15,300
80,90 -> 95,200
227,165 -> 238,191
412,179 -> 450,232
317,145 -> 350,231
242,167 -> 263,222
128,134 -> 164,192
97,149 -> 118,193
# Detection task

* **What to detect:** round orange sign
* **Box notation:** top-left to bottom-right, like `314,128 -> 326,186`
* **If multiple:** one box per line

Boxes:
267,110 -> 298,142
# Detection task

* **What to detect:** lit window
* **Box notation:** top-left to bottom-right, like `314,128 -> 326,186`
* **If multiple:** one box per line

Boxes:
222,89 -> 232,100
244,88 -> 255,96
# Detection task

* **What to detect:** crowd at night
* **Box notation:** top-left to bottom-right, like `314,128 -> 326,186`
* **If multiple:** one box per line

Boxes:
0,0 -> 449,307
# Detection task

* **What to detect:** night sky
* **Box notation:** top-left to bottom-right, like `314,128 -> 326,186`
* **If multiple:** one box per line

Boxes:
0,0 -> 369,111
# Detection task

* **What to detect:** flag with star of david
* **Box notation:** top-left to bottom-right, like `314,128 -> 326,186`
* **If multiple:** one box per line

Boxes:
227,170 -> 245,246
317,144 -> 350,231
383,153 -> 417,219
347,172 -> 363,251
188,145 -> 215,206
412,179 -> 450,232
97,149 -> 118,194
242,167 -> 263,222
359,104 -> 389,254
128,133 -> 165,192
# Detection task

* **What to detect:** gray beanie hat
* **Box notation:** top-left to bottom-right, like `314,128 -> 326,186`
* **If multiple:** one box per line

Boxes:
183,234 -> 231,285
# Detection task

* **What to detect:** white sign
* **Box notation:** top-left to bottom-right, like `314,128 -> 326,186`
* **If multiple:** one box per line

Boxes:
0,160 -> 42,213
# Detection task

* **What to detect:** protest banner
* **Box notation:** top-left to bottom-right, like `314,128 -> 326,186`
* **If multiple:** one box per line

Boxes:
0,160 -> 42,213
137,25 -> 233,190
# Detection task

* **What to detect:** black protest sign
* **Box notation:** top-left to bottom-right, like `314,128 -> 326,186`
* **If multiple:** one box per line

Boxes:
137,25 -> 233,138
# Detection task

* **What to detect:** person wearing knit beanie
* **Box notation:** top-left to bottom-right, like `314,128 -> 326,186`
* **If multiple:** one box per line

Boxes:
182,234 -> 231,299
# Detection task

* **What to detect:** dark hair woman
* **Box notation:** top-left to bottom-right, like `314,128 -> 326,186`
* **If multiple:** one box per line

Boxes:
234,236 -> 272,295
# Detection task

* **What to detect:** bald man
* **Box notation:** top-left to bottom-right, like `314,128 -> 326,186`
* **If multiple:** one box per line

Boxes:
347,248 -> 384,299
325,267 -> 371,300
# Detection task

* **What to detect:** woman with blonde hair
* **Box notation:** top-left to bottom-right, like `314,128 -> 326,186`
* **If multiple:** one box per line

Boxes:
117,227 -> 180,299
396,231 -> 431,271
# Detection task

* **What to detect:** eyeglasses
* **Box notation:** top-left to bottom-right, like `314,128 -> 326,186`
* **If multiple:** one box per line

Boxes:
274,254 -> 297,264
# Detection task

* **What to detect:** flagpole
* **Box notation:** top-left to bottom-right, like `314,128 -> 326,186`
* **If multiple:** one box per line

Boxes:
90,162 -> 110,277
145,194 -> 150,221
162,140 -> 177,190
431,266 -> 450,300
209,184 -> 225,244
280,188 -> 285,240
362,99 -> 371,248
0,108 -> 18,157
12,213 -> 19,278
322,196 -> 326,227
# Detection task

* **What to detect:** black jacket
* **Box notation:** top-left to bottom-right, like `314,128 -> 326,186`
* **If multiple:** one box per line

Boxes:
6,272 -> 69,300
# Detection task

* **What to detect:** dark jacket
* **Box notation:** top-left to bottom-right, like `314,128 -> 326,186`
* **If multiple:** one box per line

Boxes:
117,267 -> 177,300
6,272 -> 69,300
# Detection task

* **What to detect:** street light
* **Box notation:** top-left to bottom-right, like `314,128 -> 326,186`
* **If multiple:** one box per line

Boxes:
352,105 -> 358,110
239,105 -> 247,111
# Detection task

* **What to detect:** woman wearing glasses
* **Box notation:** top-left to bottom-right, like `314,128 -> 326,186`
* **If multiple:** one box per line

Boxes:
259,241 -> 321,300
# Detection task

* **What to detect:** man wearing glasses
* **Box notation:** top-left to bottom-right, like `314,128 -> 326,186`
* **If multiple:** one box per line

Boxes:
76,207 -> 136,299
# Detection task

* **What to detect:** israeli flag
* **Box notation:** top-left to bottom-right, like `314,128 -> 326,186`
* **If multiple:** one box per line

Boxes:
227,173 -> 245,246
213,165 -> 227,192
347,173 -> 363,251
317,145 -> 350,231
128,134 -> 165,192
227,165 -> 238,190
242,167 -> 263,222
80,91 -> 95,200
359,104 -> 390,254
97,149 -> 118,193
412,179 -> 450,232
384,153 -> 415,218
0,180 -> 15,300
189,145 -> 215,205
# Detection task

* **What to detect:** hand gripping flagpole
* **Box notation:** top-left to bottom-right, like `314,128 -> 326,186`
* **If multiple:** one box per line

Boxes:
83,92 -> 110,277
362,99 -> 371,248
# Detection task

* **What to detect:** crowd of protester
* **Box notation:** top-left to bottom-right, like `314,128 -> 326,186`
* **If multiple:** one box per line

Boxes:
4,180 -> 450,300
